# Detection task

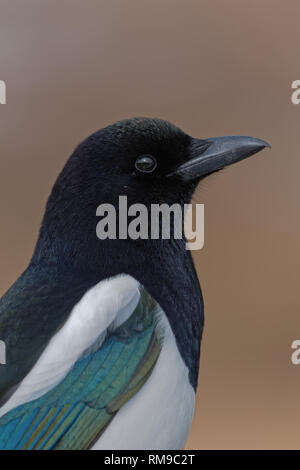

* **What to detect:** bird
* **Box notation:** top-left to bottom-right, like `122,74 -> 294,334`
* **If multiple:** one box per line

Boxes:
0,117 -> 269,450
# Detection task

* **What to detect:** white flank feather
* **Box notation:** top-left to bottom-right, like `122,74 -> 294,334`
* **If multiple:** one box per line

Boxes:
0,275 -> 140,417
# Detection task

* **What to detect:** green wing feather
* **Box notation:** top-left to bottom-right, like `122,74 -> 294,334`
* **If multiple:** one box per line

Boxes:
0,287 -> 161,450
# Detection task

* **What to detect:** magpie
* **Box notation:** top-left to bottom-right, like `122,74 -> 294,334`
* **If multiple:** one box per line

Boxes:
0,118 -> 269,450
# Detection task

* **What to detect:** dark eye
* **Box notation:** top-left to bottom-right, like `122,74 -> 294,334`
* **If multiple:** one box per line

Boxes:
135,155 -> 157,173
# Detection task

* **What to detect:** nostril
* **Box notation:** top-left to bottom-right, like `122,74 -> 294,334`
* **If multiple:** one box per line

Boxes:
190,140 -> 211,156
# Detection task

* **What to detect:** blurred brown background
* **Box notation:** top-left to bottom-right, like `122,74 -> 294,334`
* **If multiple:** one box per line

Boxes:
0,0 -> 299,449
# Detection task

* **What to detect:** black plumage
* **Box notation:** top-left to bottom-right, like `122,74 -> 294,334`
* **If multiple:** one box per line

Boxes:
0,117 -> 269,402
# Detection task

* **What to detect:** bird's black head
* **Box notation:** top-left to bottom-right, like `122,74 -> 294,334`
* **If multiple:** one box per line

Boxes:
66,117 -> 197,208
33,117 -> 269,274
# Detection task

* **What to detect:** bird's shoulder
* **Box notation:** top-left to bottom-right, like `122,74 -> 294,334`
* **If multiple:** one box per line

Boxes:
0,273 -> 165,449
0,265 -> 97,401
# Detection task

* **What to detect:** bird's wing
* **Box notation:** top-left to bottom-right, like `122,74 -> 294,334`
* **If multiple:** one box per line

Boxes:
0,275 -> 162,450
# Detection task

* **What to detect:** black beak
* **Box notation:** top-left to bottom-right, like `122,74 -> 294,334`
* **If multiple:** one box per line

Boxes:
171,135 -> 271,181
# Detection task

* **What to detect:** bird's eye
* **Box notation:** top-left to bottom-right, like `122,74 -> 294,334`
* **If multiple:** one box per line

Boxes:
135,155 -> 157,173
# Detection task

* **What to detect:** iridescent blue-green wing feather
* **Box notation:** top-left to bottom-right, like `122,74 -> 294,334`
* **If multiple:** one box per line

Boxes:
0,288 -> 161,450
